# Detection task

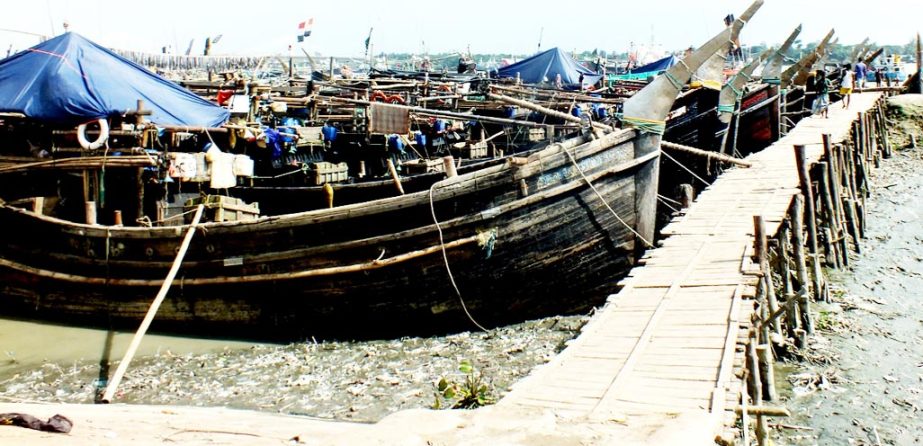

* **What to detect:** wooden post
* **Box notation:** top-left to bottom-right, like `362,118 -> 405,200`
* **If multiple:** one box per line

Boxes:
791,195 -> 814,334
386,158 -> 405,195
757,344 -> 777,401
816,163 -> 839,268
747,339 -> 763,403
843,198 -> 862,254
442,155 -> 458,178
100,204 -> 205,403
31,197 -> 44,215
777,220 -> 800,338
679,184 -> 695,209
754,215 -> 780,335
793,145 -> 825,302
825,142 -> 849,267
85,201 -> 97,225
323,183 -> 334,209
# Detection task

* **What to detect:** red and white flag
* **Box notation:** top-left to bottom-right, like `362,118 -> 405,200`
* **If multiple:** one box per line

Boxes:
297,18 -> 314,42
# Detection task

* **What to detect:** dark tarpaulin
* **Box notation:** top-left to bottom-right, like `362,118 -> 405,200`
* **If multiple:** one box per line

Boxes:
0,32 -> 229,127
497,48 -> 601,88
630,54 -> 677,75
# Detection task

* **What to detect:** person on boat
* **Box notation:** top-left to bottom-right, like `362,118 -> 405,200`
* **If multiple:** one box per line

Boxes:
811,70 -> 830,118
855,60 -> 868,89
554,73 -> 563,89
840,63 -> 854,109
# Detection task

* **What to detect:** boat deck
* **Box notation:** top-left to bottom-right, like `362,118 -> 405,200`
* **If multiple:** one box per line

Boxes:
0,93 -> 884,445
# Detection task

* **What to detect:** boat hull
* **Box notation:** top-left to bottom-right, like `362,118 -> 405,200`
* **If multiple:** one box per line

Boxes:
0,130 -> 658,340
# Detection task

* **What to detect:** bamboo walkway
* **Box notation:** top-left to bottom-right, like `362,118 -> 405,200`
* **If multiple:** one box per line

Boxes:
500,92 -> 884,441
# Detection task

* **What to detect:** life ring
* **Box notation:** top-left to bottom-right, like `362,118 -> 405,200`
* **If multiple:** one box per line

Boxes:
386,95 -> 405,105
76,119 -> 109,150
370,91 -> 388,102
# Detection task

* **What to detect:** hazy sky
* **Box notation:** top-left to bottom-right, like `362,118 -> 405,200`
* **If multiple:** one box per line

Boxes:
1,0 -> 920,57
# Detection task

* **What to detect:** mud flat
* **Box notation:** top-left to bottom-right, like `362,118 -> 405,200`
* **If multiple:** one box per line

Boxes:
778,95 -> 923,445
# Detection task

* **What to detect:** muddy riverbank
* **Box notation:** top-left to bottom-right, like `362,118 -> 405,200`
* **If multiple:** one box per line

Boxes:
777,95 -> 923,445
0,314 -> 586,422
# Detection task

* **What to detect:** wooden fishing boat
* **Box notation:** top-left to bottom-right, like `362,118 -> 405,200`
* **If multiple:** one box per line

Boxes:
0,28 -> 732,341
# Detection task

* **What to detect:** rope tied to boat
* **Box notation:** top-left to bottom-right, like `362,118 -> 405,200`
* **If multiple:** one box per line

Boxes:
664,71 -> 685,91
616,114 -> 666,135
561,147 -> 655,248
428,180 -> 489,332
717,104 -> 738,114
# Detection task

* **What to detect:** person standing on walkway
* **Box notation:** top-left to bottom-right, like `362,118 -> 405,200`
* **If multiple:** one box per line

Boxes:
840,64 -> 854,109
812,70 -> 831,118
855,60 -> 868,89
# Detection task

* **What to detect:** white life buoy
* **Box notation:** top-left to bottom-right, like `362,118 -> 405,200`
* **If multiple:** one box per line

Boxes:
76,119 -> 109,150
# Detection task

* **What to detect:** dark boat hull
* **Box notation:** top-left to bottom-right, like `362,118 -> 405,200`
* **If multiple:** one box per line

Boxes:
0,130 -> 658,340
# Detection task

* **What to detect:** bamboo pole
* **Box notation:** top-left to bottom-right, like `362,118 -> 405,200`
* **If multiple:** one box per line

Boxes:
777,220 -> 800,338
386,159 -> 405,195
757,344 -> 777,401
791,195 -> 814,334
816,162 -> 839,268
734,406 -> 791,417
100,204 -> 205,403
793,145 -> 825,302
826,142 -> 849,266
329,96 -> 568,128
754,215 -> 780,335
662,141 -> 753,167
487,90 -> 612,132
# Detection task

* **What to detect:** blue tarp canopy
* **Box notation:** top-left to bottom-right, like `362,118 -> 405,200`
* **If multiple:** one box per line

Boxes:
610,55 -> 678,81
497,48 -> 602,88
0,33 -> 229,127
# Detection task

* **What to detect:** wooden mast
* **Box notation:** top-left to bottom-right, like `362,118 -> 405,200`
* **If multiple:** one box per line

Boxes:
761,25 -> 802,83
783,29 -> 835,88
693,0 -> 764,90
622,0 -> 763,248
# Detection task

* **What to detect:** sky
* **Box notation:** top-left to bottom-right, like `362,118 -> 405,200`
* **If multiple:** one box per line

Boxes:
0,0 -> 920,58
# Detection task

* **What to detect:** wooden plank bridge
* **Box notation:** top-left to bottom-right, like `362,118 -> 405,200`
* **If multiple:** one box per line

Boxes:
500,92 -> 884,442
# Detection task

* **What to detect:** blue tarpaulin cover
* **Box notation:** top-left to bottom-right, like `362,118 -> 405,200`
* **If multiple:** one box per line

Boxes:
497,48 -> 602,88
609,55 -> 678,81
0,33 -> 229,127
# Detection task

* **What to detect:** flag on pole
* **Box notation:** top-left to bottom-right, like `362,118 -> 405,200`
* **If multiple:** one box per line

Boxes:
212,34 -> 223,45
364,27 -> 373,55
297,18 -> 314,43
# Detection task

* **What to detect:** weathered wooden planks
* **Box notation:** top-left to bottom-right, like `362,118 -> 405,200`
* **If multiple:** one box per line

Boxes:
502,93 -> 884,443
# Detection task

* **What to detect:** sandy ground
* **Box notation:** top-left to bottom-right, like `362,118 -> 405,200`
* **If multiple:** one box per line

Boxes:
777,95 -> 923,445
0,400 -> 721,445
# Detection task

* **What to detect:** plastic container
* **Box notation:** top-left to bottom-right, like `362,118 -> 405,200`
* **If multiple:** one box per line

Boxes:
388,134 -> 405,154
571,104 -> 583,118
414,131 -> 426,147
321,124 -> 338,142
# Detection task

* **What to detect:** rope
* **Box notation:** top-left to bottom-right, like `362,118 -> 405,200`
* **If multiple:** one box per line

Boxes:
657,194 -> 683,207
717,104 -> 737,114
616,114 -> 666,135
561,147 -> 654,248
657,195 -> 680,214
428,181 -> 489,332
664,71 -> 685,90
662,150 -> 712,187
